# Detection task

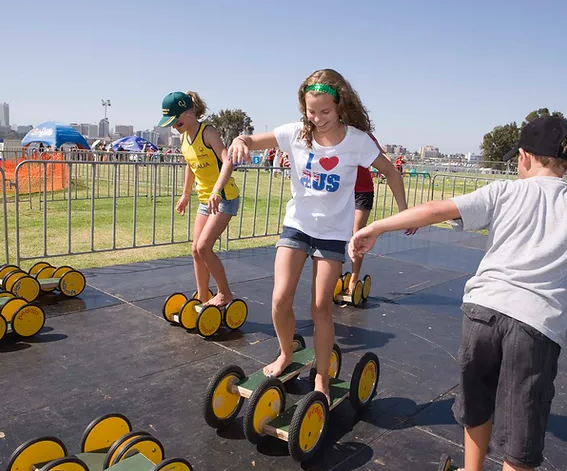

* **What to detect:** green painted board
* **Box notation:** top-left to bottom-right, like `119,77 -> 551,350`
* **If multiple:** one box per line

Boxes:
267,378 -> 351,433
75,452 -> 106,471
103,453 -> 153,471
237,348 -> 315,392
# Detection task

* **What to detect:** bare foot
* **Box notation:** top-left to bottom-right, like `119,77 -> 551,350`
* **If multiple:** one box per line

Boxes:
203,292 -> 233,307
263,353 -> 292,378
314,373 -> 331,405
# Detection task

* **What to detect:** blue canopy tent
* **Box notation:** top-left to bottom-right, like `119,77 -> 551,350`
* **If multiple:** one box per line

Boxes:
112,136 -> 158,152
21,122 -> 91,150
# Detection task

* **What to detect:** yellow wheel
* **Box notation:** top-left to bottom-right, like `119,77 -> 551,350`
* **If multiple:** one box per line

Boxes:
36,266 -> 57,292
29,261 -> 52,277
309,343 -> 342,387
0,297 -> 28,323
40,456 -> 89,471
342,272 -> 352,290
6,436 -> 67,471
151,458 -> 194,471
196,305 -> 222,338
111,435 -> 165,467
4,270 -> 26,293
0,264 -> 20,280
12,275 -> 41,302
12,304 -> 45,337
351,280 -> 363,308
288,391 -> 329,462
203,364 -> 245,428
58,270 -> 86,297
162,293 -> 187,323
80,413 -> 132,453
328,344 -> 342,378
103,431 -> 153,468
438,454 -> 454,471
243,377 -> 286,444
333,275 -> 343,304
52,266 -> 74,279
179,299 -> 200,330
362,274 -> 371,300
0,314 -> 7,341
191,289 -> 214,301
0,289 -> 15,299
350,352 -> 380,411
224,299 -> 248,330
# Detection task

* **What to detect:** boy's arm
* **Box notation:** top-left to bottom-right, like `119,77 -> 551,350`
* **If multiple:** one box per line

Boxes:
349,200 -> 461,257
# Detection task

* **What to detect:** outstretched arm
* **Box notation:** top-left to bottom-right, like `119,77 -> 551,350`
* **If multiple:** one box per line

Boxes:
227,132 -> 279,164
349,200 -> 461,258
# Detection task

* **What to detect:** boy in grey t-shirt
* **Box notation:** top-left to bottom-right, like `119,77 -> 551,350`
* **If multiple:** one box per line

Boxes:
349,116 -> 567,471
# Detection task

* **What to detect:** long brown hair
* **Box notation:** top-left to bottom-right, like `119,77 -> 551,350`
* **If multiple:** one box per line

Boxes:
185,91 -> 207,120
298,69 -> 373,148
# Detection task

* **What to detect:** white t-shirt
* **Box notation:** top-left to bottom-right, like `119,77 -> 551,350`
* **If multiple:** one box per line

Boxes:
451,176 -> 567,347
274,122 -> 379,241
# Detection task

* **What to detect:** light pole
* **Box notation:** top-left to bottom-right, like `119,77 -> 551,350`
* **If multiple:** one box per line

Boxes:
101,99 -> 111,120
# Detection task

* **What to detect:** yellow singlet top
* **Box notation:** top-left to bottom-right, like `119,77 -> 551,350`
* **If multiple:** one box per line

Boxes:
181,123 -> 240,204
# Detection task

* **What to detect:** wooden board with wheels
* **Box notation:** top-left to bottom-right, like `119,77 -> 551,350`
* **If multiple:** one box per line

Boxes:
333,272 -> 371,308
0,296 -> 46,339
163,291 -> 248,337
259,352 -> 380,462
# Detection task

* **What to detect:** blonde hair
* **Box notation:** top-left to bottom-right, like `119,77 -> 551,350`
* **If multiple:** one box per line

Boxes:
298,69 -> 373,148
185,91 -> 207,120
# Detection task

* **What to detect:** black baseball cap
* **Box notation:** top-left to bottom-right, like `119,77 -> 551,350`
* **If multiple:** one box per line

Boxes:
503,115 -> 567,161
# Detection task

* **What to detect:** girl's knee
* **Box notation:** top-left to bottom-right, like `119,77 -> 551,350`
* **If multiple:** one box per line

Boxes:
311,301 -> 332,321
191,243 -> 200,259
196,240 -> 213,259
273,291 -> 293,313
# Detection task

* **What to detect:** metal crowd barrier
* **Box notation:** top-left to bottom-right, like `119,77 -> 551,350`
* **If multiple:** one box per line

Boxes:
0,157 -> 512,265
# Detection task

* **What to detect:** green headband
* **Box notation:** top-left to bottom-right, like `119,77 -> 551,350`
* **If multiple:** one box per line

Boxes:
304,83 -> 338,98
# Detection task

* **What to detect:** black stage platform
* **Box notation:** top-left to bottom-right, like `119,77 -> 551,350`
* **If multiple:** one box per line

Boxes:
1,227 -> 565,470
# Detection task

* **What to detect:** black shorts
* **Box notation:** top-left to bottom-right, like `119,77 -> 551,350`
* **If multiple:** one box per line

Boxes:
452,303 -> 561,468
355,191 -> 374,211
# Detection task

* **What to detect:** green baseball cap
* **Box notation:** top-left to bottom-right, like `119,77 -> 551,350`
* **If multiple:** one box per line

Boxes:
157,91 -> 193,127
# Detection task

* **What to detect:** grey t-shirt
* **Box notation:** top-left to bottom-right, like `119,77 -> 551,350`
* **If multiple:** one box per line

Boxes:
451,176 -> 567,347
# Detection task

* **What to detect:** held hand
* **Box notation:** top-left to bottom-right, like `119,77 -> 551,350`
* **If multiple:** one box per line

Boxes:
176,194 -> 190,216
348,226 -> 379,260
227,138 -> 250,165
208,193 -> 221,215
405,227 -> 419,235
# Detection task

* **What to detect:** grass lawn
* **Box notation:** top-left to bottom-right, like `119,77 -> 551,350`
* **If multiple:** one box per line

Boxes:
0,165 -> 505,270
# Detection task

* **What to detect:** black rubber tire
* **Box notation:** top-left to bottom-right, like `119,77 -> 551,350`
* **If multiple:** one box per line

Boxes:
102,431 -> 152,469
288,391 -> 329,462
203,364 -> 245,428
243,377 -> 286,445
349,352 -> 380,411
438,453 -> 453,471
150,457 -> 194,471
80,412 -> 132,453
40,456 -> 90,471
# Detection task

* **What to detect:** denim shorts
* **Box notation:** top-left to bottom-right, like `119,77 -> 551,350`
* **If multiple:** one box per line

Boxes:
452,303 -> 561,468
275,225 -> 346,262
198,196 -> 240,216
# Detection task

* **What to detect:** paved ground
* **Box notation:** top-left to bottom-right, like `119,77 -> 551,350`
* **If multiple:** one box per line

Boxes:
1,227 -> 565,470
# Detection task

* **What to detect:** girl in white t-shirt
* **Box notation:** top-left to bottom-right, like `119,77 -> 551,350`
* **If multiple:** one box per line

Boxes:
228,68 -> 414,403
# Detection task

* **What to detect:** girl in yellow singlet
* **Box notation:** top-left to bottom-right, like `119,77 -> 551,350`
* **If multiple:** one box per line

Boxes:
157,91 -> 240,307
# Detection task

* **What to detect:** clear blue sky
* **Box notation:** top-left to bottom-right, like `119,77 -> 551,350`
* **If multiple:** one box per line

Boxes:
2,0 -> 566,154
